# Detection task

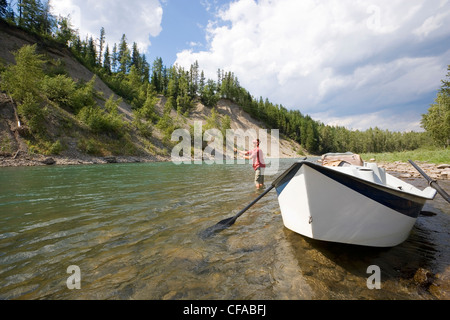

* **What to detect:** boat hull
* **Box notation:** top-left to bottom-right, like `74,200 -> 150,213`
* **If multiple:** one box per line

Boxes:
274,162 -> 433,247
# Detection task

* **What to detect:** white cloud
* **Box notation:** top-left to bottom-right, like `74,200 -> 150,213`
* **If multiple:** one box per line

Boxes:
311,110 -> 424,133
413,10 -> 450,38
175,0 -> 450,131
51,0 -> 163,52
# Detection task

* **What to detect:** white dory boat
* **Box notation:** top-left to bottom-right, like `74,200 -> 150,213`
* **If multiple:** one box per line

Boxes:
272,155 -> 437,247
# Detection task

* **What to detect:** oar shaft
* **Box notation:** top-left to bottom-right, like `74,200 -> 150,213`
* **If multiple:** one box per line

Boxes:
201,158 -> 308,238
409,160 -> 450,203
234,185 -> 274,220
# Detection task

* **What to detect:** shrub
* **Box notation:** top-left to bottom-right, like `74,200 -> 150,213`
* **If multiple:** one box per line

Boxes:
70,77 -> 97,113
41,75 -> 76,109
0,44 -> 45,102
17,92 -> 46,135
77,97 -> 126,136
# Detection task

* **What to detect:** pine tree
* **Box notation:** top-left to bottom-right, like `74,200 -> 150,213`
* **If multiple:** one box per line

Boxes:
141,54 -> 150,83
111,44 -> 118,73
0,0 -> 7,18
199,70 -> 205,94
86,36 -> 97,67
98,27 -> 105,65
3,1 -> 15,22
176,69 -> 192,114
131,42 -> 141,72
55,16 -> 74,45
189,60 -> 199,97
151,57 -> 164,93
201,79 -> 219,108
18,0 -> 54,34
118,34 -> 131,74
103,45 -> 111,74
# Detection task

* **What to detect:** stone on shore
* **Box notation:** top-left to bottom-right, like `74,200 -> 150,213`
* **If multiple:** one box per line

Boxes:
103,156 -> 118,164
41,157 -> 56,165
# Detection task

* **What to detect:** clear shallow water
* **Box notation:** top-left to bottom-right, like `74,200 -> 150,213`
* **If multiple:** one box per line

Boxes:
0,160 -> 449,300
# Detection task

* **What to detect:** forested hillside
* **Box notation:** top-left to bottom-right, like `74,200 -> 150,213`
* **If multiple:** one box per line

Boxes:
1,0 -> 447,161
0,19 -> 300,162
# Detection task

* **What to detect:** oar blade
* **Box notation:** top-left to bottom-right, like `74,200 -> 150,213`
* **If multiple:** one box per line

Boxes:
199,217 -> 236,239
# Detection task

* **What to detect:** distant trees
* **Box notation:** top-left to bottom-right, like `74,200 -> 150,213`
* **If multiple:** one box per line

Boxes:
15,0 -> 55,34
422,65 -> 450,148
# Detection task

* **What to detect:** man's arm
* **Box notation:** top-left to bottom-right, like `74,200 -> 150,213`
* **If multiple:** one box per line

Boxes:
234,148 -> 252,159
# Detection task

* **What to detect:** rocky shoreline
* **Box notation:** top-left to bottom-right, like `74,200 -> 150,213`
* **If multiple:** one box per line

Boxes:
377,161 -> 450,181
0,153 -> 171,167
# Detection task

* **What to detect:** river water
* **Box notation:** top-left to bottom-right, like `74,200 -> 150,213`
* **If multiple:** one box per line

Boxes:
0,159 -> 449,300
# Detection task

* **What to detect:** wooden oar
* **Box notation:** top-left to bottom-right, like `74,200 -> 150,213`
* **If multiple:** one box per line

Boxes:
199,158 -> 307,239
409,160 -> 450,204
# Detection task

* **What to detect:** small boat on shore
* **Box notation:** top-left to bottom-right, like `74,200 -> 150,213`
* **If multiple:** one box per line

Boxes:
272,154 -> 437,247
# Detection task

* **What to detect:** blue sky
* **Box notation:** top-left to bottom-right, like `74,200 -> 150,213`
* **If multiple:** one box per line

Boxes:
150,1 -> 211,65
51,0 -> 450,132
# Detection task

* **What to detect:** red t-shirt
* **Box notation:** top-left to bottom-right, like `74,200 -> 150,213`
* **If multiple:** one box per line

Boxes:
247,147 -> 266,171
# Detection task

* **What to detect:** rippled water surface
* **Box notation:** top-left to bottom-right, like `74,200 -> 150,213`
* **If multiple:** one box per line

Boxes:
0,160 -> 449,300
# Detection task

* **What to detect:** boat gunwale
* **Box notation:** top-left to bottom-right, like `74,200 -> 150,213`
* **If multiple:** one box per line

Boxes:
273,160 -> 435,202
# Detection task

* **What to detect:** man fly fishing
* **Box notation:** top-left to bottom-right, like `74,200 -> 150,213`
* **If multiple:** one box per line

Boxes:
235,139 -> 266,189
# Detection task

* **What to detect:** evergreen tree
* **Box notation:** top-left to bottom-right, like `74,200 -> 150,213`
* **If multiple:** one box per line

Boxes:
71,34 -> 82,54
0,0 -> 7,18
141,54 -> 150,83
111,44 -> 118,73
199,70 -> 205,94
3,1 -> 15,22
118,34 -> 131,74
98,27 -> 105,65
151,57 -> 164,93
131,42 -> 141,71
18,0 -> 54,34
189,60 -> 199,97
85,36 -> 97,67
103,45 -> 111,74
55,16 -> 74,45
176,69 -> 193,114
201,79 -> 219,108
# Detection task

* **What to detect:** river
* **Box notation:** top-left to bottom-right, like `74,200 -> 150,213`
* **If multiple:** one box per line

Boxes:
0,159 -> 449,300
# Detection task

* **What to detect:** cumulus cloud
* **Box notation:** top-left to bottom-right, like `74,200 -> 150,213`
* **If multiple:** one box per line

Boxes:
311,109 -> 424,132
175,0 -> 450,131
51,0 -> 163,52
